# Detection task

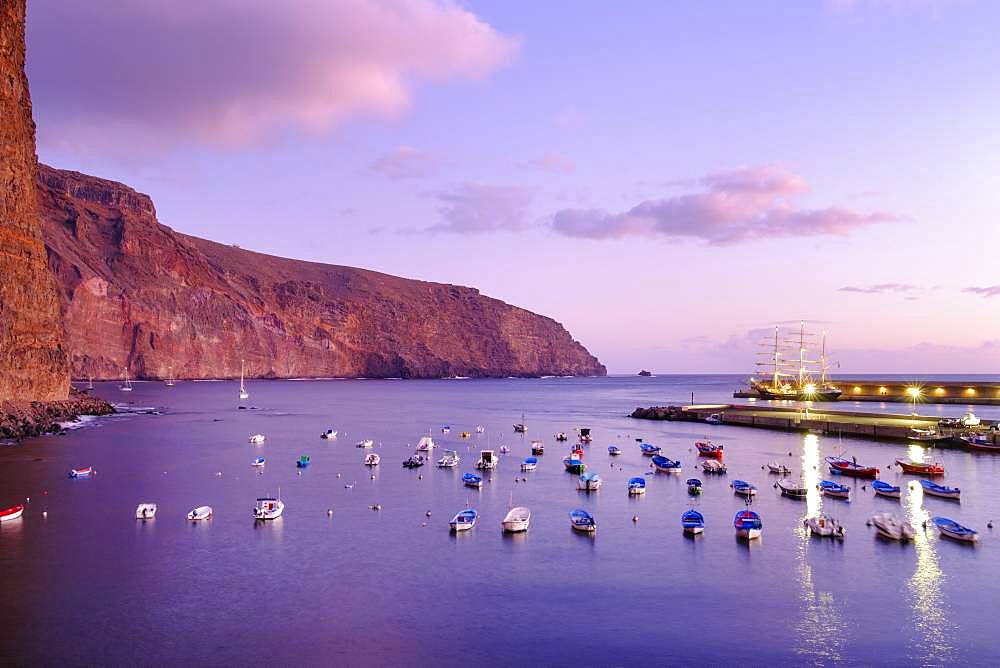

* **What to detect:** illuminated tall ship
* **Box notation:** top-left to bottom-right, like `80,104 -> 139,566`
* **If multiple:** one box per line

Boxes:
749,322 -> 842,401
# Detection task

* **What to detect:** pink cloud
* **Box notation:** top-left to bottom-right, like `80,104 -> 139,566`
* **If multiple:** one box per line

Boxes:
963,285 -> 1000,298
838,283 -> 919,294
551,165 -> 905,244
372,146 -> 441,180
518,153 -> 575,174
431,183 -> 531,234
27,1 -> 518,158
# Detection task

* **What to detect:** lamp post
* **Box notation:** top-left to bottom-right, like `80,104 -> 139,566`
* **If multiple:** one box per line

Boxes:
906,386 -> 922,416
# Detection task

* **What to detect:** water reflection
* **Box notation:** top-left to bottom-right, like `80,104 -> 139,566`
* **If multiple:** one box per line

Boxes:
795,434 -> 846,663
905,484 -> 955,664
907,443 -> 927,463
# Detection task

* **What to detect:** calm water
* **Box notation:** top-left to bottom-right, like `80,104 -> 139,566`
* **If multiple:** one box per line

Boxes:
2,375 -> 1000,666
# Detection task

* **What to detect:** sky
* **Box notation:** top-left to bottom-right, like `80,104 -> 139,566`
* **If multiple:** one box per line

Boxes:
24,0 -> 1000,374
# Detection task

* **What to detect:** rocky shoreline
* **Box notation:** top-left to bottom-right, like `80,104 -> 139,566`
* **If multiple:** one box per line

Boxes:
0,388 -> 115,440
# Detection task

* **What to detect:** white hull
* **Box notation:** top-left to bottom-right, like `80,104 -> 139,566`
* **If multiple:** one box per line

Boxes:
502,520 -> 530,532
438,460 -> 458,468
734,489 -> 757,497
502,507 -> 530,533
821,490 -> 851,500
923,490 -> 960,500
477,462 -> 497,470
254,499 -> 284,520
357,440 -> 374,448
804,517 -> 844,538
874,491 -> 901,500
520,463 -> 537,471
321,431 -> 338,439
450,521 -> 475,531
1,508 -> 24,522
249,434 -> 265,444
736,528 -> 761,540
577,481 -> 602,491
188,506 -> 213,521
654,467 -> 682,474
135,504 -> 157,519
684,526 -> 704,535
628,487 -> 645,495
870,513 -> 914,541
571,523 -> 596,533
365,454 -> 380,466
938,528 -> 978,542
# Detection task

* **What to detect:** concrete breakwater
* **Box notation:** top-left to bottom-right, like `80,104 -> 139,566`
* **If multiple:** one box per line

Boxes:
735,379 -> 1000,405
631,403 -> 1000,446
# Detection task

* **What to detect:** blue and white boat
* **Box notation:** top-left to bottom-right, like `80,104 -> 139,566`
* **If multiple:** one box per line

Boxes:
818,480 -> 851,500
563,456 -> 586,474
449,508 -> 478,532
569,508 -> 597,533
651,455 -> 682,473
918,479 -> 961,500
251,456 -> 265,467
627,476 -> 646,495
686,478 -> 703,495
67,466 -> 95,478
734,509 -> 762,539
931,516 -> 978,542
681,509 -> 705,535
577,471 -> 602,491
730,479 -> 757,497
607,445 -> 622,456
463,472 -> 483,489
639,443 -> 661,456
871,480 -> 901,499
521,457 -> 538,472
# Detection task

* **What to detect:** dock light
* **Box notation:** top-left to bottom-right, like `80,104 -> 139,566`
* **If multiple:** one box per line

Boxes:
878,386 -> 888,395
935,388 -> 945,396
803,383 -> 817,395
965,388 -> 976,396
853,386 -> 862,394
906,386 -> 922,414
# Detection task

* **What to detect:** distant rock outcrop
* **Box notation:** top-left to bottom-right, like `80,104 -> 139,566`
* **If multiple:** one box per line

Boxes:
0,0 -> 69,401
38,165 -> 606,380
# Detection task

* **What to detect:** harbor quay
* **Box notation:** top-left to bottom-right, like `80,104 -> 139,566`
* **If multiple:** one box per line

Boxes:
735,379 -> 1000,405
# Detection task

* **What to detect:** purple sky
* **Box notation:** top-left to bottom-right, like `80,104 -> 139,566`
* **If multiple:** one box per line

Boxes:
25,1 -> 1000,373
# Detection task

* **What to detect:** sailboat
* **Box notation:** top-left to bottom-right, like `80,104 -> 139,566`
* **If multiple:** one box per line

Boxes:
165,365 -> 175,387
87,376 -> 94,391
119,367 -> 133,392
239,359 -> 249,400
748,323 -> 842,401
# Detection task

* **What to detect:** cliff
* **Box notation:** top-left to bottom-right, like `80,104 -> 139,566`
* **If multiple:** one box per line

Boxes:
38,165 -> 606,380
0,0 -> 68,401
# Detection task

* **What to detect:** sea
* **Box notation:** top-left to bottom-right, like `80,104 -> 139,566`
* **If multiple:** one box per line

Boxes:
2,374 -> 1000,666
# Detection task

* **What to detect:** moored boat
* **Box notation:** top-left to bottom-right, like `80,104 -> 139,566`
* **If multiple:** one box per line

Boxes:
1,504 -> 25,522
804,514 -> 844,538
734,509 -> 762,540
450,508 -> 478,531
563,455 -> 586,474
895,459 -> 945,475
403,454 -> 426,468
578,428 -> 593,444
521,457 -> 538,472
463,472 -> 483,488
930,516 -> 978,542
476,450 -> 497,470
960,433 -> 1000,452
569,508 -> 597,533
475,425 -> 486,434
871,480 -> 900,499
68,466 -> 95,478
555,432 -> 568,442
577,471 -> 602,491
695,440 -> 724,459
702,459 -> 727,475
296,455 -> 311,468
441,425 -> 451,434
686,478 -> 703,495
627,477 -> 646,495
253,495 -> 284,520
437,449 -> 460,468
607,445 -> 622,456
705,413 -> 722,424
531,440 -> 545,455
731,479 -> 756,497
248,433 -> 266,444
818,480 -> 851,500
513,414 -> 528,433
364,453 -> 381,466
320,429 -> 338,439
682,509 -> 705,535
776,479 -> 809,500
826,456 -> 878,479
868,512 -> 914,541
251,456 -> 266,467
651,455 -> 682,473
357,439 -> 374,449
499,445 -> 511,454
416,436 -> 436,452
767,461 -> 791,475
502,506 -> 531,532
639,442 -> 661,456
918,479 -> 961,500
187,505 -> 213,521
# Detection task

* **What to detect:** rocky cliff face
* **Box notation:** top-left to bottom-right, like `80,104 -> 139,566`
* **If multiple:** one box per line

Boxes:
0,1 -> 68,401
39,165 -> 606,380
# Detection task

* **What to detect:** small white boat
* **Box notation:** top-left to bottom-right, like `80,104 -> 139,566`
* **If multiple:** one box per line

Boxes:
248,433 -> 266,444
253,495 -> 284,520
930,516 -> 978,543
450,508 -> 478,531
135,503 -> 157,519
357,439 -> 374,449
577,471 -> 602,491
767,461 -> 792,475
569,508 -> 597,533
477,450 -> 497,470
364,453 -> 380,466
521,457 -> 538,472
187,505 -> 213,521
416,436 -> 436,452
531,440 -> 545,455
804,515 -> 844,538
705,413 -> 722,424
627,477 -> 646,495
702,459 -> 727,475
437,450 -> 460,468
441,425 -> 451,434
251,456 -> 266,467
320,429 -> 338,440
869,512 -> 915,541
475,425 -> 485,434
502,506 -> 531,533
499,445 -> 511,454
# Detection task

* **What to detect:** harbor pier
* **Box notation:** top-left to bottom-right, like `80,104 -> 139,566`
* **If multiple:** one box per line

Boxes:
735,379 -> 1000,405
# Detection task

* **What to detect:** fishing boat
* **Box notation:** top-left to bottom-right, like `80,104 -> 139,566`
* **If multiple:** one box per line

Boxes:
476,450 -> 497,470
187,505 -> 213,521
804,514 -> 844,538
918,479 -> 961,500
364,453 -> 380,466
253,493 -> 285,520
0,504 -> 25,522
578,428 -> 593,444
868,512 -> 914,541
502,506 -> 531,533
695,440 -> 724,458
818,480 -> 851,500
463,472 -> 483,488
67,467 -> 95,478
577,471 -> 602,491
627,477 -> 646,495
776,479 -> 809,500
555,432 -> 568,441
826,456 -> 878,479
238,359 -> 249,400
682,509 -> 705,535
450,509 -> 478,532
871,480 -> 901,499
356,439 -> 374,449
296,455 -> 311,468
639,443 -> 661,456
402,455 -> 425,468
248,433 -> 266,444
702,459 -> 727,475
416,436 -> 436,452
607,445 -> 622,456
513,414 -> 527,433
767,461 -> 792,475
960,434 -> 1000,452
687,478 -> 703,495
437,450 -> 460,468
895,459 -> 944,475
930,516 -> 978,543
251,456 -> 266,467
705,413 -> 722,425
651,455 -> 682,473
521,457 -> 538,472
563,455 -> 586,474
730,480 -> 757,497
119,367 -> 133,392
320,429 -> 338,440
734,508 -> 763,540
441,425 -> 451,434
475,425 -> 486,434
531,440 -> 545,455
569,508 -> 597,533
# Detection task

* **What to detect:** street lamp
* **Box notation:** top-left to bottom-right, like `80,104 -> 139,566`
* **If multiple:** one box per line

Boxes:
906,386 -> 922,415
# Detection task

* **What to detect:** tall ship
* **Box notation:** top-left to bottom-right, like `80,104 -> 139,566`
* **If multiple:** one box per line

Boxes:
748,322 -> 842,401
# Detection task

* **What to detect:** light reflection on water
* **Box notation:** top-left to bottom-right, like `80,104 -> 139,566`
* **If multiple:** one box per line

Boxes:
908,443 -> 927,463
795,433 -> 845,663
905,484 -> 954,664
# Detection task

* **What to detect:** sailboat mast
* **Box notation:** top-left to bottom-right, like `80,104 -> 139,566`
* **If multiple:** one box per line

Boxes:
798,320 -> 805,389
240,359 -> 245,392
820,331 -> 828,386
772,327 -> 780,389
